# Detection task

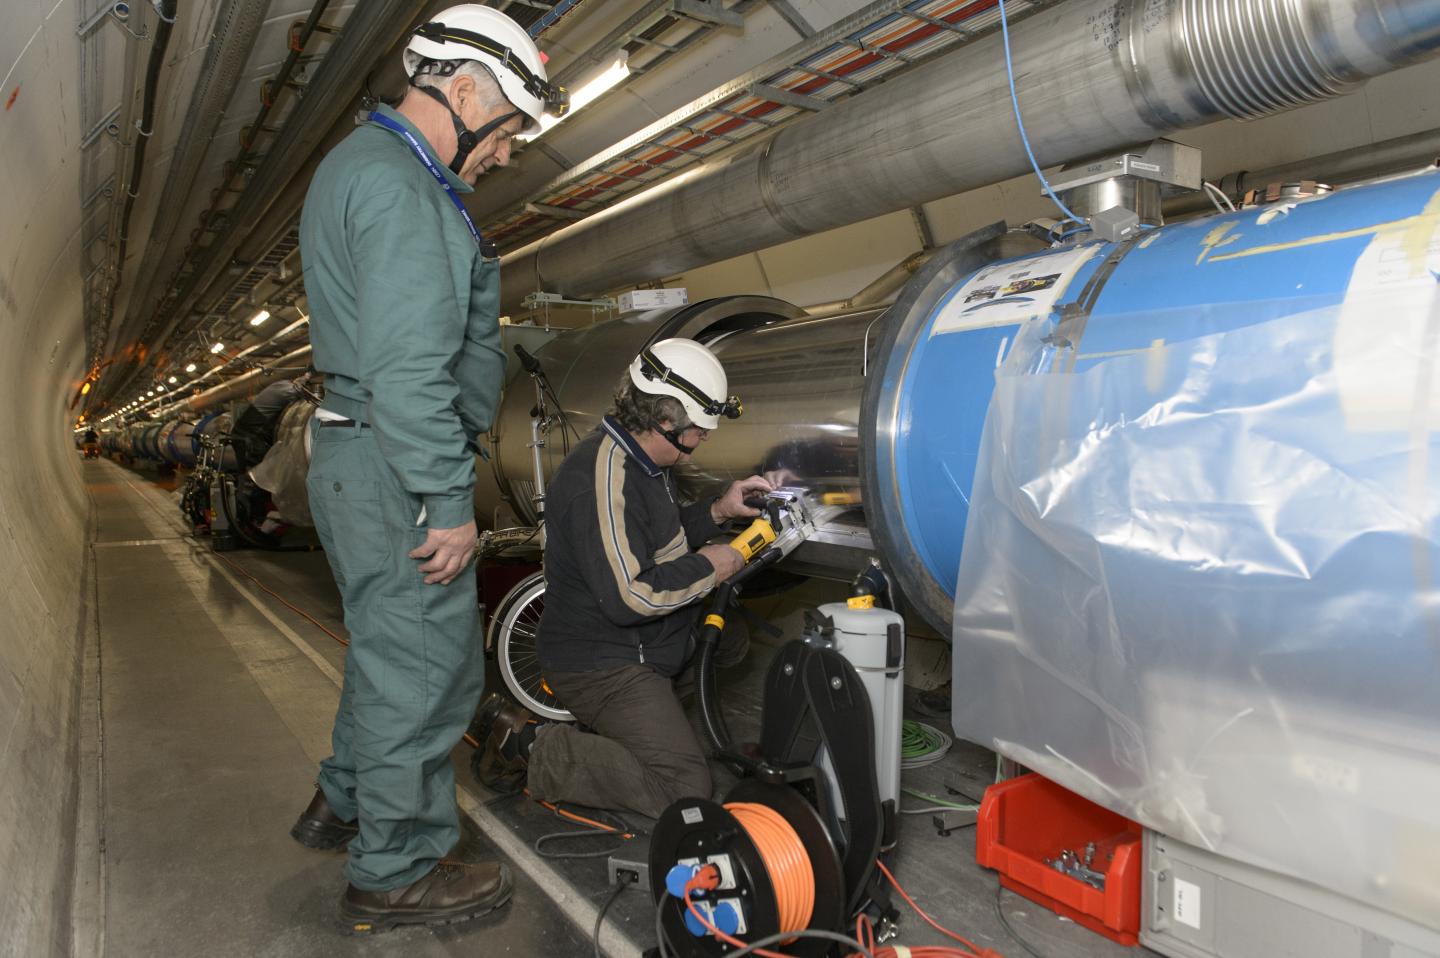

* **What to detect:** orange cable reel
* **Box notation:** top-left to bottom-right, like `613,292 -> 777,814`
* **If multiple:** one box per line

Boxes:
654,785 -> 845,957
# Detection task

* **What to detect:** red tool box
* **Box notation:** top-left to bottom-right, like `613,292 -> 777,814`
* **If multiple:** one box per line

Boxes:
976,772 -> 1142,945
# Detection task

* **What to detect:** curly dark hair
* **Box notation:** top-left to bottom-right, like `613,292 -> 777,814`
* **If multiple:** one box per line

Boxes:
610,372 -> 692,434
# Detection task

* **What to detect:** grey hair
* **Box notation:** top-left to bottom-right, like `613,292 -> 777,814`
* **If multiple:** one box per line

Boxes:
404,54 -> 508,111
611,373 -> 692,434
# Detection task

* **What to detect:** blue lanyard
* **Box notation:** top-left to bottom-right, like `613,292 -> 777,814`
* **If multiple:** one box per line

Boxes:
368,111 -> 483,249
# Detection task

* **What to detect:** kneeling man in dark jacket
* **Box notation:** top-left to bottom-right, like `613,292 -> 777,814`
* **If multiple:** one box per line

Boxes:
474,338 -> 771,815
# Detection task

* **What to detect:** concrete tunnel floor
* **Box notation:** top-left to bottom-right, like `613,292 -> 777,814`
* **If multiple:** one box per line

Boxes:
80,457 -> 1156,958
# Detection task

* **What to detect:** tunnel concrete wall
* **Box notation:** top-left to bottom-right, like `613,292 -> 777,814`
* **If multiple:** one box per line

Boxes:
1,1 -> 98,953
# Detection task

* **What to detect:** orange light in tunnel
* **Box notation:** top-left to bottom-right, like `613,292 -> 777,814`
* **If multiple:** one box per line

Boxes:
80,382 -> 91,395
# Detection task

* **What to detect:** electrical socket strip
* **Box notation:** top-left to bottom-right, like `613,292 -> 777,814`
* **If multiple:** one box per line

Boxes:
607,856 -> 650,888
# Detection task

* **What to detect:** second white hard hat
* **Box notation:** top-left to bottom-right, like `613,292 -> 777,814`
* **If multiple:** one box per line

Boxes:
629,339 -> 742,431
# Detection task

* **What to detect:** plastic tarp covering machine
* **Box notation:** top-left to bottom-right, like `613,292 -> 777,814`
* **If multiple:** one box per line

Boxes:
248,399 -> 317,527
939,177 -> 1440,928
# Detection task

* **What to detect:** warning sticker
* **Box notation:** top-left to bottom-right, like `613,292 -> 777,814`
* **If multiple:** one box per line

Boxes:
1173,877 -> 1202,930
931,245 -> 1100,336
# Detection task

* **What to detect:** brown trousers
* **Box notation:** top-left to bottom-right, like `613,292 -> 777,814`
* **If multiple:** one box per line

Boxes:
526,664 -> 712,818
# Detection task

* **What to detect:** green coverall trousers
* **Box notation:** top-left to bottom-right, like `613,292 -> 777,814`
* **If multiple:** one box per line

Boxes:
306,422 -> 483,891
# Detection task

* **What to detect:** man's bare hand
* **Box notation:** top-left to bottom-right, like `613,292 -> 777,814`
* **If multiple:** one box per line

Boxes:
409,521 -> 478,585
711,475 -> 775,523
698,543 -> 745,582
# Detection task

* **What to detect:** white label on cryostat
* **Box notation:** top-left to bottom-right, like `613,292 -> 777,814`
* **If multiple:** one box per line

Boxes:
931,244 -> 1101,336
1334,213 -> 1440,432
681,807 -> 703,825
1173,878 -> 1202,929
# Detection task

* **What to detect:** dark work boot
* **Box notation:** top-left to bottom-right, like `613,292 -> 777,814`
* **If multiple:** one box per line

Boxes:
469,694 -> 534,794
340,860 -> 513,934
290,787 -> 358,850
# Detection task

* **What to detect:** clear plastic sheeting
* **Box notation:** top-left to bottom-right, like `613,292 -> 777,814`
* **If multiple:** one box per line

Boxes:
248,400 -> 316,527
950,291 -> 1440,928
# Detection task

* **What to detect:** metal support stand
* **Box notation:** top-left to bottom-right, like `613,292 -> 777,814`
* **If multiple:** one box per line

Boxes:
519,290 -> 616,330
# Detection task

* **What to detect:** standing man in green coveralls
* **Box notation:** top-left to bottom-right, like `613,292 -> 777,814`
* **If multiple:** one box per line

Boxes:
288,5 -> 568,933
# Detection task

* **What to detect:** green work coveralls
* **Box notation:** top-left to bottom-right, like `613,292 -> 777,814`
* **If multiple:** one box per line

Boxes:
298,105 -> 504,891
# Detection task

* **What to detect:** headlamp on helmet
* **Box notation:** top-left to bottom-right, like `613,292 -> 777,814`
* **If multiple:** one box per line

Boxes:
411,19 -> 568,121
637,348 -> 741,420
403,5 -> 566,139
628,339 -> 740,434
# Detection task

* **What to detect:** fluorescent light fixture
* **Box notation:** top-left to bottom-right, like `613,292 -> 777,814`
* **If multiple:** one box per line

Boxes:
168,376 -> 178,384
525,55 -> 629,139
146,391 -> 154,397
156,385 -> 165,392
210,341 -> 225,354
249,309 -> 271,327
184,363 -> 197,373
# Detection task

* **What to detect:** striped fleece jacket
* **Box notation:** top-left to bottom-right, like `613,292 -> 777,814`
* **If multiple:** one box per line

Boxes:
536,415 -> 724,678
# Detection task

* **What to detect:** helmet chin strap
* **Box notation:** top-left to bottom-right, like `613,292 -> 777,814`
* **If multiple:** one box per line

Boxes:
658,425 -> 698,456
414,84 -> 519,174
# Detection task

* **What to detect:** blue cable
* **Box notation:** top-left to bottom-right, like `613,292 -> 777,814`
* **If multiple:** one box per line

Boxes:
996,0 -> 1083,225
528,0 -> 583,37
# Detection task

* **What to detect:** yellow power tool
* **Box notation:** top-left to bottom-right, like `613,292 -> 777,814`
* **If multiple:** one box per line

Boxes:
728,515 -> 777,562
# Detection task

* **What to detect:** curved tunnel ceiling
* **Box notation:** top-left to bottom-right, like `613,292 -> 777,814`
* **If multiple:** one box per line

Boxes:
12,0 -> 1440,434
58,0 -> 890,422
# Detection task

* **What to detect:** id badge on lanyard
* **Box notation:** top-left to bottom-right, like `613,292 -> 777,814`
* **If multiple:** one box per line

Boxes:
368,111 -> 487,252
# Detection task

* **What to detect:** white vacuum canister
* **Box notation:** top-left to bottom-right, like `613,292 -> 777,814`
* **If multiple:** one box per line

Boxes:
812,601 -> 905,828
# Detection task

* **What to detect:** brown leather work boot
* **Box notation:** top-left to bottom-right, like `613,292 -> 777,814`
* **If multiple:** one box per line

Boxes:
340,859 -> 513,934
469,694 -> 534,794
290,787 -> 358,850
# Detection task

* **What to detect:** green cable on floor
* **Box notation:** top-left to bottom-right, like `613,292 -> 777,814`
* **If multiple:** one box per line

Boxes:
898,720 -> 981,814
900,719 -> 952,769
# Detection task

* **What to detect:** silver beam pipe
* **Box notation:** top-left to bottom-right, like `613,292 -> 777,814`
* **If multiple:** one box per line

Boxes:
499,0 -> 1440,313
159,345 -> 313,417
484,297 -> 880,579
1164,126 -> 1440,216
805,249 -> 933,318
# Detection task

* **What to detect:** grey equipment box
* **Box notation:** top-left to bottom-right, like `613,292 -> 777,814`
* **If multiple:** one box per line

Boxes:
1141,829 -> 1440,958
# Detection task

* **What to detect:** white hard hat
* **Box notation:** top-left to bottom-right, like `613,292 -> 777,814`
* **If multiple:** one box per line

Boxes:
405,5 -> 567,137
629,339 -> 742,431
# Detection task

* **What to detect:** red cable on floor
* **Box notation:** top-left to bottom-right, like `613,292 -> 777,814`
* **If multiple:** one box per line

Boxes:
209,549 -> 349,646
522,788 -> 635,839
679,858 -> 1006,958
874,859 -> 998,956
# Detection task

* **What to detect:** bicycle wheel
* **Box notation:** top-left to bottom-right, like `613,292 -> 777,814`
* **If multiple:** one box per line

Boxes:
491,572 -> 573,722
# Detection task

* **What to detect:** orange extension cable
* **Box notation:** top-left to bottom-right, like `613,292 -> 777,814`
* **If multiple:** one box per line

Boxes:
683,851 -> 1007,958
727,802 -> 815,936
220,552 -> 996,955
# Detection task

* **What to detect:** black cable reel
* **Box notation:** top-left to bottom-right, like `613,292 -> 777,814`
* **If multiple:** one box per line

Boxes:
652,556 -> 898,956
649,781 -> 845,957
